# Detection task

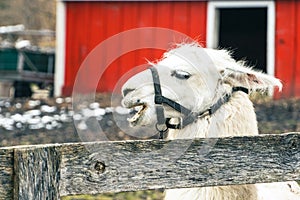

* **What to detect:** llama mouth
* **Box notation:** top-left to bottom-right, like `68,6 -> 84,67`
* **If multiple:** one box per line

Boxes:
127,104 -> 147,126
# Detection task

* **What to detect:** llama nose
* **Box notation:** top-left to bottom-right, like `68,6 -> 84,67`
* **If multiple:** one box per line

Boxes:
122,88 -> 134,97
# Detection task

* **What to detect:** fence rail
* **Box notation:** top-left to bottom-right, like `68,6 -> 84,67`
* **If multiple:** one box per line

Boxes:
0,133 -> 299,200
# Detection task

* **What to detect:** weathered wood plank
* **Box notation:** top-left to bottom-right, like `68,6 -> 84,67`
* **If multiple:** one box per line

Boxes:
13,144 -> 61,200
0,147 -> 14,199
0,133 -> 299,199
58,133 -> 300,196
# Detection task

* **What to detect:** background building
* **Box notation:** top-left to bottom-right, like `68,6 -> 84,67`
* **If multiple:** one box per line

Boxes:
56,0 -> 300,98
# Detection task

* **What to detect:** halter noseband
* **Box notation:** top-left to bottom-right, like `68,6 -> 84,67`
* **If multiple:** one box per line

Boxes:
149,67 -> 249,139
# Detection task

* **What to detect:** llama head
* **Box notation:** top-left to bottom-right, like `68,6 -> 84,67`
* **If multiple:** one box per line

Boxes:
121,43 -> 281,128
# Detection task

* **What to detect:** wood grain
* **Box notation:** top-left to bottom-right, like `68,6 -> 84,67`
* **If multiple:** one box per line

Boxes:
13,144 -> 61,200
59,133 -> 300,196
0,133 -> 299,199
0,147 -> 14,199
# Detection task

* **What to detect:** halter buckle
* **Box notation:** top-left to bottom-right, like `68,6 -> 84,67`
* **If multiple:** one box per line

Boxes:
155,123 -> 168,132
155,123 -> 168,139
198,110 -> 211,119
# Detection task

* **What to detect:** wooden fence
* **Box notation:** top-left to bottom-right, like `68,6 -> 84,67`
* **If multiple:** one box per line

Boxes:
0,133 -> 299,200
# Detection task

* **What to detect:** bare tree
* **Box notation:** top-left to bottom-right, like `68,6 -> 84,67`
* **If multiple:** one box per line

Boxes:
0,0 -> 56,30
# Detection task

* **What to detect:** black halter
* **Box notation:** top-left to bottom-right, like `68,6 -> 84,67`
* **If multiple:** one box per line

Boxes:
149,67 -> 249,139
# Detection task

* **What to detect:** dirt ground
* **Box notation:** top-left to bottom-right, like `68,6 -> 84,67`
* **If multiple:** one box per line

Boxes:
0,93 -> 299,147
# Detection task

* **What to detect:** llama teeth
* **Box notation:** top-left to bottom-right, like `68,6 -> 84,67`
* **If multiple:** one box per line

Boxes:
127,114 -> 139,123
127,105 -> 145,123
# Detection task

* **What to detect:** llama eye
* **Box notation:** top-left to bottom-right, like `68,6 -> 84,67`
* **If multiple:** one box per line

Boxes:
171,70 -> 192,80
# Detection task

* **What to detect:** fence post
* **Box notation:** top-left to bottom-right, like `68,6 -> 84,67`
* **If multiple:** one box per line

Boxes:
0,147 -> 14,199
13,145 -> 61,200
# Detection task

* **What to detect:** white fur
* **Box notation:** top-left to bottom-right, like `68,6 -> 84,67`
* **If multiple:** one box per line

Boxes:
122,43 -> 300,200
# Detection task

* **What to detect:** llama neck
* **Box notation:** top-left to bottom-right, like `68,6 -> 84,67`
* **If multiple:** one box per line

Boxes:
165,92 -> 259,200
167,91 -> 258,139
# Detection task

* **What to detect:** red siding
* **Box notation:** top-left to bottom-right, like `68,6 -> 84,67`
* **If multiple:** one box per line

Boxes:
64,1 -> 207,95
295,1 -> 300,97
275,0 -> 300,98
64,1 -> 300,98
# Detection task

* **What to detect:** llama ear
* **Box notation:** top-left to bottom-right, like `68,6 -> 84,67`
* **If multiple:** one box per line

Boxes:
221,65 -> 282,92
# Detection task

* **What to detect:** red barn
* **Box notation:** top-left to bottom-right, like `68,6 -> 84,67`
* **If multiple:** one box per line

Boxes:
55,0 -> 300,98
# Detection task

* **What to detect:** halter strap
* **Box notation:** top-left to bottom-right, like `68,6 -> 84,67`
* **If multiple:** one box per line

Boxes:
149,67 -> 249,139
150,67 -> 192,115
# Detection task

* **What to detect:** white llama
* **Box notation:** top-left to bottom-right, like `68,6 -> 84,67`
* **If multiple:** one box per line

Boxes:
121,43 -> 300,200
